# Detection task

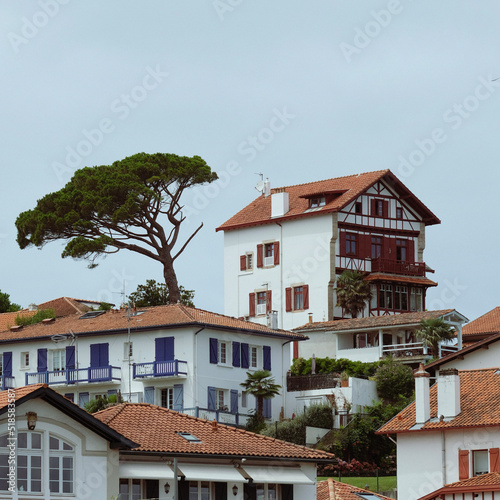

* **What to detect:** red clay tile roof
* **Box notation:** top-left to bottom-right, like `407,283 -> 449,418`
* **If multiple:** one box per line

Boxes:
216,169 -> 440,232
0,384 -> 46,409
0,303 -> 306,343
0,310 -> 36,332
94,403 -> 333,461
37,297 -> 92,317
378,368 -> 500,434
317,478 -> 393,500
418,472 -> 500,499
295,309 -> 456,332
463,307 -> 500,337
363,274 -> 438,287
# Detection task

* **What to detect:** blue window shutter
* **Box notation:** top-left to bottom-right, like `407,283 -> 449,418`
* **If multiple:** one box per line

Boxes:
90,344 -> 99,367
232,342 -> 241,367
37,348 -> 47,372
3,352 -> 12,377
263,398 -> 271,419
165,337 -> 174,360
155,337 -> 165,361
209,338 -> 218,364
144,386 -> 155,405
207,386 -> 216,410
100,343 -> 109,367
263,346 -> 271,371
79,392 -> 89,407
66,346 -> 75,370
241,343 -> 249,369
107,389 -> 117,397
173,384 -> 184,412
230,389 -> 238,414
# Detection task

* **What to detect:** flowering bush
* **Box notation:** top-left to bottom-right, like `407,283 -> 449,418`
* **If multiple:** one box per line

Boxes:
318,459 -> 379,477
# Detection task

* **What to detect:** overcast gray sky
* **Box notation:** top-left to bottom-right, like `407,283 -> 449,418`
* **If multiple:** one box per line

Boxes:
1,1 -> 498,323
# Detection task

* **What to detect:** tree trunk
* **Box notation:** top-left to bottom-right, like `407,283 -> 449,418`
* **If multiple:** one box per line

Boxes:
257,396 -> 264,420
162,256 -> 181,303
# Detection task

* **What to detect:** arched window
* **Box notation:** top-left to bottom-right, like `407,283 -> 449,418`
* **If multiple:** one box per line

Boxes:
49,435 -> 74,494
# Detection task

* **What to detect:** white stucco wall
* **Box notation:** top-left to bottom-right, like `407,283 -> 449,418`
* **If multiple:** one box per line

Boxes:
439,341 -> 500,372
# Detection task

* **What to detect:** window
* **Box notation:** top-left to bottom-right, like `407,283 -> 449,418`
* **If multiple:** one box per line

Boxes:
257,242 -> 279,267
216,389 -> 227,411
286,285 -> 309,312
218,341 -> 230,365
264,243 -> 274,266
473,450 -> 489,476
355,201 -> 362,214
396,206 -> 403,219
241,391 -> 248,408
396,239 -> 408,261
310,196 -> 325,208
119,478 -> 142,500
371,236 -> 382,259
161,388 -> 173,409
374,199 -> 384,217
410,287 -> 423,312
370,285 -> 377,309
189,481 -> 210,500
246,253 -> 253,270
240,252 -> 253,271
346,233 -> 357,256
379,284 -> 393,309
51,349 -> 66,372
49,436 -> 74,494
177,432 -> 202,443
394,286 -> 408,311
256,483 -> 278,500
124,342 -> 133,359
250,346 -> 261,369
256,292 -> 267,316
21,352 -> 30,369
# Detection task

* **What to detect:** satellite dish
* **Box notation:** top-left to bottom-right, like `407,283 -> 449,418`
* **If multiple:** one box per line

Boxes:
255,180 -> 265,192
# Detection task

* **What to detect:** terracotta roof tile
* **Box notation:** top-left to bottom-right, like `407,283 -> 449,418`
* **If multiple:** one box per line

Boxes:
0,303 -> 305,343
317,478 -> 393,500
418,472 -> 500,499
463,307 -> 500,337
217,169 -> 440,232
94,403 -> 333,460
295,309 -> 455,332
37,297 -> 92,317
0,310 -> 36,332
446,471 -> 500,487
378,368 -> 500,434
0,384 -> 46,409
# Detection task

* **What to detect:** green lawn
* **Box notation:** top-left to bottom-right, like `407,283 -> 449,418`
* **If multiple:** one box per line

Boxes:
317,476 -> 396,491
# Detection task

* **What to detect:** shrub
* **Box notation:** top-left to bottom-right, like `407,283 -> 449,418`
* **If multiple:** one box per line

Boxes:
289,357 -> 382,379
374,356 -> 414,401
16,308 -> 56,326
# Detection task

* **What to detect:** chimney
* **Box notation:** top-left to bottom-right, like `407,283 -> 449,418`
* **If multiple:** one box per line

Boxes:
271,189 -> 289,217
263,178 -> 271,198
414,363 -> 430,424
437,368 -> 461,419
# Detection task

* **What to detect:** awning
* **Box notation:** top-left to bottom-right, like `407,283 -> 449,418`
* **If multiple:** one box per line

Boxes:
177,463 -> 247,483
119,462 -> 174,479
241,465 -> 314,485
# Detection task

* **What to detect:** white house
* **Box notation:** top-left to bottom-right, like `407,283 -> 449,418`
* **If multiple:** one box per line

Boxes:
293,309 -> 467,365
0,304 -> 307,424
216,169 -> 440,334
377,365 -> 500,500
0,384 -> 334,499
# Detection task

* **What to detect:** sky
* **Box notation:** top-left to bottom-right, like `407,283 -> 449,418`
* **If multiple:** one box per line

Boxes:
1,1 -> 499,323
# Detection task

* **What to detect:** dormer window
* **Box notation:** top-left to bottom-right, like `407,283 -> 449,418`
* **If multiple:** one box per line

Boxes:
310,197 -> 326,208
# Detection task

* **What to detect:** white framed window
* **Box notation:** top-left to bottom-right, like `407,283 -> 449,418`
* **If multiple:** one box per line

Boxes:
250,346 -> 261,369
473,449 -> 489,476
21,352 -> 30,369
218,340 -> 231,366
241,391 -> 248,408
256,291 -> 267,316
123,342 -> 133,360
410,287 -> 423,312
188,481 -> 210,500
161,388 -> 173,409
216,389 -> 228,411
256,483 -> 278,500
119,479 -> 159,500
51,349 -> 66,372
264,243 -> 275,267
48,435 -> 74,494
246,252 -> 253,270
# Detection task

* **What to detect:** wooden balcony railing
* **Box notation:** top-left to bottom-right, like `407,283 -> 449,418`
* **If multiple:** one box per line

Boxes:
286,373 -> 340,392
371,258 -> 426,276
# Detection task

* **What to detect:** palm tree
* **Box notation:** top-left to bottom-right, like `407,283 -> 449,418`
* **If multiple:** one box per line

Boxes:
336,270 -> 372,318
240,370 -> 281,421
416,318 -> 456,357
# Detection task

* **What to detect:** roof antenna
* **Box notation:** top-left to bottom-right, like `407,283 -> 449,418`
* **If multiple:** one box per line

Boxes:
255,173 -> 265,193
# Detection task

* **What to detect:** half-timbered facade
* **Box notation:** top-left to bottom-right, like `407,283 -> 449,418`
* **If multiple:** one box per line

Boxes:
217,169 -> 440,332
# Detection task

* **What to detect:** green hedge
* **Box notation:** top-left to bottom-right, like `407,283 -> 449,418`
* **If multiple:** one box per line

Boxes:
290,357 -> 383,379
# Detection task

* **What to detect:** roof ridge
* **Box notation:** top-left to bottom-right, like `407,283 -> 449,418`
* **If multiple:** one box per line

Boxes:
268,169 -> 389,192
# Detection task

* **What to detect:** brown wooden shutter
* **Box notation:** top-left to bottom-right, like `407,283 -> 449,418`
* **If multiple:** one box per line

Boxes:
249,293 -> 255,317
293,341 -> 299,360
490,448 -> 500,473
370,199 -> 376,216
257,244 -> 263,268
266,290 -> 272,314
339,231 -> 346,257
303,285 -> 309,310
408,239 -> 415,263
458,449 -> 470,480
285,288 -> 292,312
274,241 -> 280,265
361,234 -> 370,259
240,255 -> 247,271
388,237 -> 397,260
383,200 -> 389,218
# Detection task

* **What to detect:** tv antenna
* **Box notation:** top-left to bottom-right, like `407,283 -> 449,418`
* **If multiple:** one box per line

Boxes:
255,172 -> 264,193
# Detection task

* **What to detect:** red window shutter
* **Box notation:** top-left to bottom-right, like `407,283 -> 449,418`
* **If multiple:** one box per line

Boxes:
362,234 -> 371,259
387,237 -> 397,260
293,341 -> 299,359
274,241 -> 280,265
370,199 -> 376,216
240,255 -> 247,271
408,239 -> 415,263
339,231 -> 346,257
249,293 -> 255,317
383,200 -> 389,218
266,290 -> 272,314
458,450 -> 470,480
257,244 -> 263,268
490,448 -> 500,473
285,288 -> 292,312
303,285 -> 309,310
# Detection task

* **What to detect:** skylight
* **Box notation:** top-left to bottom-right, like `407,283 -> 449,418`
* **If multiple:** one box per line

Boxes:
79,310 -> 106,320
354,494 -> 387,499
176,432 -> 202,443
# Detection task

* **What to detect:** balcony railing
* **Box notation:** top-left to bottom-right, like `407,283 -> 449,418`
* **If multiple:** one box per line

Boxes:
133,359 -> 188,379
25,366 -> 121,386
1,375 -> 15,390
371,258 -> 426,276
382,342 -> 458,358
183,407 -> 250,427
287,373 -> 340,392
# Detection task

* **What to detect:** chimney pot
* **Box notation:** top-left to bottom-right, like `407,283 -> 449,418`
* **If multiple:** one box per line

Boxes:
438,367 -> 461,419
414,364 -> 430,424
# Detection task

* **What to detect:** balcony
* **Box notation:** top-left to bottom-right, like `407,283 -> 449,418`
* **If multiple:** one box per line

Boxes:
1,375 -> 15,390
183,407 -> 249,427
25,366 -> 121,386
133,359 -> 188,379
286,373 -> 340,392
371,258 -> 426,276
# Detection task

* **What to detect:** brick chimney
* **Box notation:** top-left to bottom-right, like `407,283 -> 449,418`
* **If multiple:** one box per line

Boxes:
414,363 -> 430,424
437,368 -> 461,419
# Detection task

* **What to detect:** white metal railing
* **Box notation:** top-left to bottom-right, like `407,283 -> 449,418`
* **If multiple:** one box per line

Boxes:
256,304 -> 266,315
264,256 -> 274,267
